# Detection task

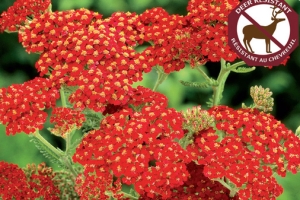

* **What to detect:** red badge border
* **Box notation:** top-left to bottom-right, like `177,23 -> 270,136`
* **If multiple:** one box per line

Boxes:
228,1 -> 299,66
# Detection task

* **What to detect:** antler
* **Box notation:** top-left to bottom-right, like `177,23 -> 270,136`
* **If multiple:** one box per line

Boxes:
270,6 -> 283,20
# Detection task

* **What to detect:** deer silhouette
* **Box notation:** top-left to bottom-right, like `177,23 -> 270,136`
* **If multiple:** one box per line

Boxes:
242,6 -> 285,53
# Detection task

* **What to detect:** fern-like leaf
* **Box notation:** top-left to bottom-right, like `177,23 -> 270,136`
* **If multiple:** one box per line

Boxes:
180,78 -> 218,88
29,135 -> 63,167
179,129 -> 194,149
231,67 -> 256,73
67,136 -> 84,155
53,166 -> 83,199
81,109 -> 104,133
206,97 -> 213,108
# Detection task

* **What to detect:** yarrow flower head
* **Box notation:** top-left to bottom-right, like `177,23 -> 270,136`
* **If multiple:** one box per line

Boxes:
147,162 -> 239,200
23,162 -> 60,199
73,87 -> 191,199
0,161 -> 30,199
185,0 -> 240,63
188,105 -> 300,199
0,161 -> 60,199
0,0 -> 296,199
0,0 -> 51,32
19,9 -> 102,55
0,77 -> 59,135
136,0 -> 241,73
49,107 -> 86,138
139,7 -> 188,73
18,9 -> 154,113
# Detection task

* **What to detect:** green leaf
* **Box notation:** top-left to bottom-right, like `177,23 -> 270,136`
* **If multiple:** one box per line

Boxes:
231,67 -> 256,73
121,184 -> 139,199
206,97 -> 213,108
67,135 -> 84,155
81,109 -> 104,133
296,126 -> 300,137
29,135 -> 64,167
52,167 -> 82,199
180,78 -> 218,88
178,129 -> 194,149
212,124 -> 225,142
61,85 -> 79,107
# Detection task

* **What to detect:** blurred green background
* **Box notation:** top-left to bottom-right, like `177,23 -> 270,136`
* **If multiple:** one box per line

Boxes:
0,0 -> 299,199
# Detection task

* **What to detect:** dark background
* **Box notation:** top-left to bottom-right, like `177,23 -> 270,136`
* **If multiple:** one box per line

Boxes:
0,0 -> 299,199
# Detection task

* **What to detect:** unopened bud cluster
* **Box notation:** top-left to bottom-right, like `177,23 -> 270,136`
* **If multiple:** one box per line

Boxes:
182,106 -> 214,133
24,162 -> 54,178
250,85 -> 274,112
53,170 -> 80,199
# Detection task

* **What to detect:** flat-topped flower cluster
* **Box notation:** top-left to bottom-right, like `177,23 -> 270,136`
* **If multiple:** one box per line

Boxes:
0,0 -> 297,199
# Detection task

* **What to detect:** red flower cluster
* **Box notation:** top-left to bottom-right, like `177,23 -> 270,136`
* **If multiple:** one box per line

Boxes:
67,68 -> 133,112
15,0 -> 242,82
190,105 -> 300,199
0,0 -> 51,32
50,107 -> 86,138
74,165 -> 124,199
141,162 -> 239,200
19,8 -> 149,81
139,8 -> 188,73
25,162 -> 61,199
0,161 -> 60,199
0,161 -> 29,199
19,9 -> 102,55
73,87 -> 191,199
18,9 -> 154,112
0,77 -> 59,135
185,0 -> 239,62
136,0 -> 241,72
0,0 -> 296,199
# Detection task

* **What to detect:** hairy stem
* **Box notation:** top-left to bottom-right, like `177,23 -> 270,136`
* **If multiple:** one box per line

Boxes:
212,59 -> 230,106
60,86 -> 67,108
121,192 -> 139,200
60,155 -> 78,177
59,86 -> 78,177
105,191 -> 139,200
33,131 -> 63,158
215,178 -> 238,197
153,67 -> 168,91
34,131 -> 78,177
60,86 -> 73,151
227,60 -> 246,70
195,65 -> 211,82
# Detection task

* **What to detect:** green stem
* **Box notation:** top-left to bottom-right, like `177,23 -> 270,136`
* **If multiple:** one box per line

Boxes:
227,60 -> 246,70
215,178 -> 238,197
60,155 -> 78,177
121,192 -> 139,200
34,131 -> 78,177
60,86 -> 67,107
215,178 -> 231,191
66,128 -> 77,152
4,30 -> 19,33
66,130 -> 72,151
212,59 -> 230,106
195,65 -> 211,82
60,86 -> 73,151
153,67 -> 168,91
59,86 -> 78,177
152,78 -> 161,91
34,131 -> 63,158
192,60 -> 253,106
105,191 -> 139,200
